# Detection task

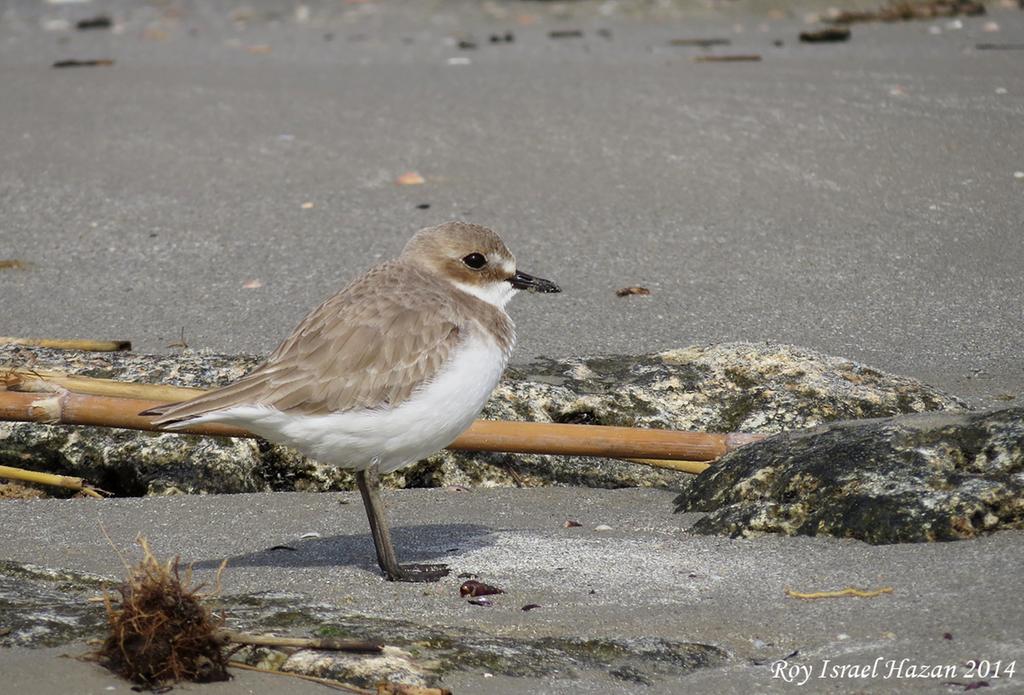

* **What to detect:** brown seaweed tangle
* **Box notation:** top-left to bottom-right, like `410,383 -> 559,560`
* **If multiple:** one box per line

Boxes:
97,536 -> 230,686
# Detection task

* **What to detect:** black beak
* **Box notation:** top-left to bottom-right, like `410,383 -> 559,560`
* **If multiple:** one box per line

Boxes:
509,270 -> 561,294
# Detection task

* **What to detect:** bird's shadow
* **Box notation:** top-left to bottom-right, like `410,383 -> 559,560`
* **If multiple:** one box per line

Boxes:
191,523 -> 493,576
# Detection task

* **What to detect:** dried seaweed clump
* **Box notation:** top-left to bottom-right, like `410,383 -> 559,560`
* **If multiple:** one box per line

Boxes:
98,537 -> 229,685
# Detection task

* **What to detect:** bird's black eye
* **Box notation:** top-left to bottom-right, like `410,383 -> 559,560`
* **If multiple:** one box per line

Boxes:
462,253 -> 487,270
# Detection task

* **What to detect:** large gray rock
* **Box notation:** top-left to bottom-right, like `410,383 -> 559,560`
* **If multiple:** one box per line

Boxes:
674,407 -> 1024,543
0,343 -> 965,495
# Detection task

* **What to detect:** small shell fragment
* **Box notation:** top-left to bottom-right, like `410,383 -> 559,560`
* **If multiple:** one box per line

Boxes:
396,171 -> 426,185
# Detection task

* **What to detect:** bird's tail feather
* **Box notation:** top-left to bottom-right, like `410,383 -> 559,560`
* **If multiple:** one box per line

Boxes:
140,375 -> 268,427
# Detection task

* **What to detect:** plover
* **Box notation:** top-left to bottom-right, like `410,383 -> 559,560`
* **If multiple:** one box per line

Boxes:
142,221 -> 560,582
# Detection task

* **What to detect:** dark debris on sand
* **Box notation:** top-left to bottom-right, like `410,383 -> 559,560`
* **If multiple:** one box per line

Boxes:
97,538 -> 229,686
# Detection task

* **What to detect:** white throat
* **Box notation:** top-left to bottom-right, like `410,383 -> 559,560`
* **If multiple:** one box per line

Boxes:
451,279 -> 516,309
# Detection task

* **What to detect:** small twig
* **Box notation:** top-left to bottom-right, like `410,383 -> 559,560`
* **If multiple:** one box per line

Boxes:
785,586 -> 893,599
975,43 -> 1024,51
669,38 -> 731,47
228,661 -> 373,694
501,459 -> 525,487
52,59 -> 115,68
97,519 -> 132,572
0,464 -> 105,498
694,54 -> 762,63
166,327 -> 189,350
377,686 -> 453,695
0,337 -> 130,352
216,630 -> 383,653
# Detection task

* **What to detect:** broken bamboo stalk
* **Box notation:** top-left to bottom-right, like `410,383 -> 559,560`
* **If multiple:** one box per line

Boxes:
624,458 -> 711,475
0,337 -> 131,352
0,389 -> 247,437
0,389 -> 764,463
0,464 -> 104,498
3,368 -> 204,402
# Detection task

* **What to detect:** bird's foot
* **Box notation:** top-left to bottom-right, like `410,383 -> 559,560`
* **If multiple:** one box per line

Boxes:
384,563 -> 450,583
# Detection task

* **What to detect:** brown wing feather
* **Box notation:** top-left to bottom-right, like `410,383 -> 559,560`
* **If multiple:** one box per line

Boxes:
144,262 -> 466,425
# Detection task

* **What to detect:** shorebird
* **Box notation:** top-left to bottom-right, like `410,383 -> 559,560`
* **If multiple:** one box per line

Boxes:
142,222 -> 560,581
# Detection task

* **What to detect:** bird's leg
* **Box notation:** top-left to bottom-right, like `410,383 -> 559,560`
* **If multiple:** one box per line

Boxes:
354,466 -> 449,583
354,466 -> 400,574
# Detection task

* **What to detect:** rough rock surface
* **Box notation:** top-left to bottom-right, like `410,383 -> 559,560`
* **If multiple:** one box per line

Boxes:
674,407 -> 1024,544
0,561 -> 728,688
0,343 -> 965,495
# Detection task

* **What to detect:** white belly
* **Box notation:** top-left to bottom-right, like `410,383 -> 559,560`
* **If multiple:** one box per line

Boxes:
190,333 -> 509,473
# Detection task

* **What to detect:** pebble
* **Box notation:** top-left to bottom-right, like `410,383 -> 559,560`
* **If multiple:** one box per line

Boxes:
42,19 -> 71,31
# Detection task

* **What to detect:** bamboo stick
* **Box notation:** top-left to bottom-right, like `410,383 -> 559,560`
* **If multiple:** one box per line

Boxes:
784,586 -> 893,600
0,390 -> 248,437
451,418 -> 731,461
1,371 -> 766,460
0,464 -> 104,498
0,337 -> 131,352
624,458 -> 711,475
0,389 -> 763,463
3,368 -> 204,402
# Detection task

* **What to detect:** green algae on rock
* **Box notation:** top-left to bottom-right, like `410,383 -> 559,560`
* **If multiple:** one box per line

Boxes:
247,615 -> 728,689
0,561 -> 727,689
0,562 -> 111,648
674,407 -> 1024,544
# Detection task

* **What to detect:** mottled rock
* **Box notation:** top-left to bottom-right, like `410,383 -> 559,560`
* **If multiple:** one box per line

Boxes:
283,646 -> 430,688
825,0 -> 985,25
0,343 -> 964,494
0,561 -> 727,686
674,408 -> 1024,544
0,482 -> 46,500
0,561 -> 111,648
